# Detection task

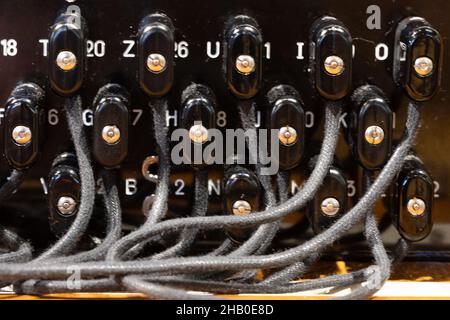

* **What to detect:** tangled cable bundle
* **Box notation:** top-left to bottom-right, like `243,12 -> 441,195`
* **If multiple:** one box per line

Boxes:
0,94 -> 422,300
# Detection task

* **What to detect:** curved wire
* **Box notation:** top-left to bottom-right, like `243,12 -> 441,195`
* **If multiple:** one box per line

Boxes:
151,169 -> 208,260
0,100 -> 421,301
34,96 -> 96,261
115,99 -> 170,261
0,228 -> 33,264
37,170 -> 122,265
106,101 -> 342,261
121,275 -> 220,300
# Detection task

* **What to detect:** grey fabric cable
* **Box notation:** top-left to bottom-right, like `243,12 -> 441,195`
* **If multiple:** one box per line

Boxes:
0,101 -> 343,278
142,99 -> 171,226
117,269 -> 368,295
27,234 -> 410,297
264,171 -> 388,295
35,170 -> 121,265
0,169 -> 33,263
105,101 -> 342,262
131,234 -> 412,297
0,100 -> 420,301
106,100 -> 340,289
0,228 -> 33,264
116,99 -> 170,261
216,171 -> 289,284
15,99 -> 110,294
337,184 -> 412,299
260,253 -> 320,286
0,101 -> 419,282
195,105 -> 287,264
205,239 -> 235,257
121,275 -> 220,300
0,156 -> 32,293
332,172 -> 390,300
18,170 -> 122,295
231,101 -> 279,257
259,172 -> 320,286
33,96 -> 96,261
19,99 -> 173,294
151,169 -> 208,260
8,101 -> 418,302
0,100 -> 340,296
196,101 -> 281,284
17,138 -> 202,294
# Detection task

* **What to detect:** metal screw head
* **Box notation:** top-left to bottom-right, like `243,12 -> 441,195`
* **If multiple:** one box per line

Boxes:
189,124 -> 208,144
278,126 -> 298,146
235,55 -> 256,74
102,125 -> 121,145
146,53 -> 167,73
232,200 -> 252,216
365,125 -> 385,145
324,55 -> 345,76
56,50 -> 77,71
407,197 -> 426,216
12,126 -> 32,145
414,56 -> 434,77
321,197 -> 340,216
57,196 -> 77,216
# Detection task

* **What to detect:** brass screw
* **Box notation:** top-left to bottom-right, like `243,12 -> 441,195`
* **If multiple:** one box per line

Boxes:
56,50 -> 77,71
102,125 -> 121,145
189,124 -> 208,144
232,200 -> 252,216
321,197 -> 340,216
365,126 -> 385,145
324,55 -> 345,76
146,53 -> 167,73
57,196 -> 77,216
12,126 -> 32,145
414,56 -> 434,77
278,126 -> 298,146
235,55 -> 256,74
407,197 -> 426,216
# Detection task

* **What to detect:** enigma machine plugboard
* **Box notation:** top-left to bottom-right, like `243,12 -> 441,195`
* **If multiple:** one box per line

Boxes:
0,0 -> 449,300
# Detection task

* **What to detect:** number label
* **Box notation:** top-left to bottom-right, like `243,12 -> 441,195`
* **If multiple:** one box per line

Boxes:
87,40 -> 106,57
434,181 -> 440,198
175,41 -> 189,58
48,109 -> 59,126
1,39 -> 18,56
347,180 -> 356,197
174,179 -> 185,196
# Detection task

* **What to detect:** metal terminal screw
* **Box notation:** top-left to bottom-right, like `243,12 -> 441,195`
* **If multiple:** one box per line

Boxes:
324,55 -> 345,76
102,125 -> 121,145
146,53 -> 167,73
321,197 -> 340,216
407,197 -> 426,216
414,56 -> 434,77
365,125 -> 385,145
12,126 -> 32,145
189,124 -> 208,144
56,50 -> 77,71
235,55 -> 256,74
278,126 -> 298,146
232,200 -> 252,216
57,196 -> 77,216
